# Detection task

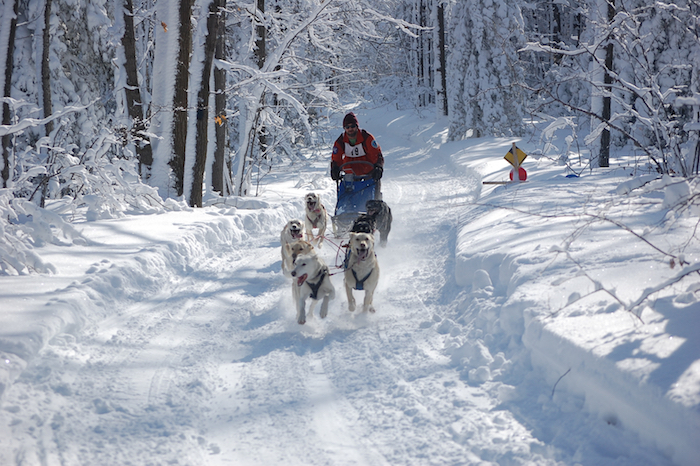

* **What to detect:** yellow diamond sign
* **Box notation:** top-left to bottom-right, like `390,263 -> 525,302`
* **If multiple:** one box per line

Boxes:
504,145 -> 527,167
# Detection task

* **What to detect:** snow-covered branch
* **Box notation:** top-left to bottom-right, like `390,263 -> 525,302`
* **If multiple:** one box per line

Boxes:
0,102 -> 93,137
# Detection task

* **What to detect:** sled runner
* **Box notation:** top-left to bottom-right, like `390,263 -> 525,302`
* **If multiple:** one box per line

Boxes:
332,161 -> 377,236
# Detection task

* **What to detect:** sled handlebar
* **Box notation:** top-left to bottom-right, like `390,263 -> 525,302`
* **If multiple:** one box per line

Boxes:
339,160 -> 375,172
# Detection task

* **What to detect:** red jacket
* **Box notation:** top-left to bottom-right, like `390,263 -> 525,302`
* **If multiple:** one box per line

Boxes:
331,129 -> 384,176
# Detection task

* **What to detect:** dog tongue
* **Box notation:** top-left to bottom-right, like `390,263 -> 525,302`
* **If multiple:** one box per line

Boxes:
292,231 -> 302,239
297,274 -> 308,286
358,249 -> 368,261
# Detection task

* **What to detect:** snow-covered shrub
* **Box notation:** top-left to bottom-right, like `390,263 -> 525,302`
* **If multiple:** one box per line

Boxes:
0,123 -> 165,275
0,190 -> 57,275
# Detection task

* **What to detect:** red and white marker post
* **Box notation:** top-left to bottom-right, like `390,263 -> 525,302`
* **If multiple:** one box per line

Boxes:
507,142 -> 527,182
484,143 -> 528,185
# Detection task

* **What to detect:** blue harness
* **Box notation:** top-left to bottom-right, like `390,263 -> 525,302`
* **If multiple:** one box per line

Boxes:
352,269 -> 373,291
343,247 -> 375,291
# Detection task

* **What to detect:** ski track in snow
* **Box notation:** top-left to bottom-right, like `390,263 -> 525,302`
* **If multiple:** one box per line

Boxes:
0,121 -> 682,465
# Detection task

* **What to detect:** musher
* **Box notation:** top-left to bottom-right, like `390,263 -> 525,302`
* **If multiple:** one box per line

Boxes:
330,112 -> 384,198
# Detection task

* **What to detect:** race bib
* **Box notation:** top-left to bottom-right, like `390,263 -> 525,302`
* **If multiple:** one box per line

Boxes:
344,141 -> 367,158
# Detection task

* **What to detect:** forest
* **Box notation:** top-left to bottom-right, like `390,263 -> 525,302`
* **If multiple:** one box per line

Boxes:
0,0 -> 699,274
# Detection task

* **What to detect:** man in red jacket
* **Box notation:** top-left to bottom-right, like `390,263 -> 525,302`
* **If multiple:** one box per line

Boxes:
330,112 -> 384,184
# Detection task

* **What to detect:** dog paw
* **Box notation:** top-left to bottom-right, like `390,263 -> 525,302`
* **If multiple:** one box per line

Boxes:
320,309 -> 328,319
366,305 -> 376,313
298,318 -> 306,325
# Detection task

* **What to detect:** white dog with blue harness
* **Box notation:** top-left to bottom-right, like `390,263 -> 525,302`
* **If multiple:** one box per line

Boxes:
344,232 -> 379,313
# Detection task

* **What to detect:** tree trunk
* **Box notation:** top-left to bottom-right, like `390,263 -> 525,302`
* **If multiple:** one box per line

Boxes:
42,0 -> 53,136
255,0 -> 268,157
170,0 -> 193,197
599,0 -> 615,168
436,1 -> 447,116
552,2 -> 561,41
413,0 -> 433,108
416,0 -> 424,106
189,0 -> 221,207
255,0 -> 266,70
122,0 -> 153,177
1,0 -> 18,188
212,4 -> 228,195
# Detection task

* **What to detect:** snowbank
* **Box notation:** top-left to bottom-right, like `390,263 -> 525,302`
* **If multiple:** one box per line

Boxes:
454,149 -> 700,466
0,203 -> 296,400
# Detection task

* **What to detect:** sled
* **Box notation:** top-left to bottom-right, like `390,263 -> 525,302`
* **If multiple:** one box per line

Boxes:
332,161 -> 378,236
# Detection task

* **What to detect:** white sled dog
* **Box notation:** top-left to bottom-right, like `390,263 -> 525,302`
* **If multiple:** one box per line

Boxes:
304,192 -> 327,248
284,240 -> 315,308
280,219 -> 305,276
344,232 -> 379,313
290,252 -> 335,325
282,240 -> 315,278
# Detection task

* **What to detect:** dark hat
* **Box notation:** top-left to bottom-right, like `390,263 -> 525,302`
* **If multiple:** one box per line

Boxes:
343,112 -> 358,128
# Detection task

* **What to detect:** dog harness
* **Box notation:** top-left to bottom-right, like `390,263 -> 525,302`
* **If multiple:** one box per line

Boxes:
352,269 -> 373,291
307,209 -> 322,228
307,267 -> 328,299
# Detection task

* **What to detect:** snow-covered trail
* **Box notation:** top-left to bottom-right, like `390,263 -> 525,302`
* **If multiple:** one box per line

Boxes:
199,143 -> 559,465
2,106 -> 696,465
0,121 -> 566,465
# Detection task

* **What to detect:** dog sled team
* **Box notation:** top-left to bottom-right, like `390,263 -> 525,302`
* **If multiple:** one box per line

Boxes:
280,112 -> 393,325
281,195 -> 392,325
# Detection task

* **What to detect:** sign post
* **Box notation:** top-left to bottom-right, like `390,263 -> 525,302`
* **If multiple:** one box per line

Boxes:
483,143 -> 528,185
504,142 -> 527,181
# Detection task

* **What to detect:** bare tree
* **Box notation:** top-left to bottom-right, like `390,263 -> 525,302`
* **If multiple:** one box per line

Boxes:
412,0 -> 434,108
255,0 -> 266,70
435,0 -> 447,116
1,0 -> 18,188
524,0 -> 699,175
170,0 -> 193,196
122,0 -> 154,177
41,0 -> 53,137
211,3 -> 228,195
189,0 -> 223,207
231,0 -> 337,196
598,0 -> 615,168
229,0 -> 418,196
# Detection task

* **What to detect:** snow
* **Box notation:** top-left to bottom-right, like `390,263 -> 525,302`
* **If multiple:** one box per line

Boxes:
1,105 -> 699,465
